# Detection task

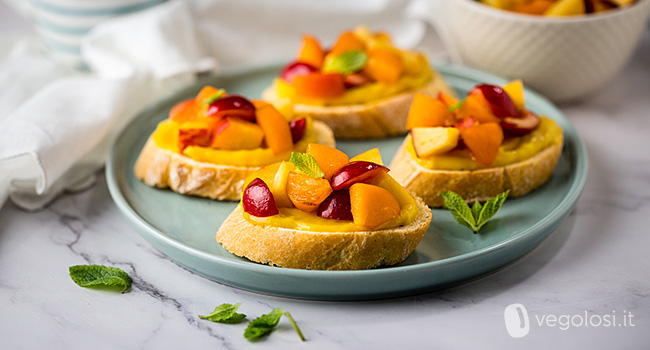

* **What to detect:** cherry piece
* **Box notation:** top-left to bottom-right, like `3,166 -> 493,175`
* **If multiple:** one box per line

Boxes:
501,110 -> 540,135
289,118 -> 307,143
473,84 -> 519,119
242,178 -> 279,217
280,61 -> 318,83
330,161 -> 389,191
317,190 -> 353,221
206,95 -> 256,121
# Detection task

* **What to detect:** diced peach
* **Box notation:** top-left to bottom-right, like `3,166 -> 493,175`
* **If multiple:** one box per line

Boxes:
286,171 -> 333,212
455,93 -> 500,124
460,122 -> 504,166
210,117 -> 264,150
362,48 -> 404,84
455,116 -> 478,132
406,93 -> 455,130
178,121 -> 212,151
293,73 -> 345,99
306,143 -> 349,181
244,162 -> 282,189
438,91 -> 459,109
195,86 -> 224,106
350,148 -> 383,165
297,35 -> 325,69
329,31 -> 366,56
502,79 -> 525,112
169,99 -> 198,122
255,104 -> 294,154
350,183 -> 400,229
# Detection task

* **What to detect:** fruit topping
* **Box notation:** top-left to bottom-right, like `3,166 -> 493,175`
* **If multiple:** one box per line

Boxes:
243,178 -> 279,217
178,123 -> 212,151
406,93 -> 454,129
331,161 -> 390,191
255,104 -> 293,154
471,84 -> 519,118
350,183 -> 400,229
317,190 -> 353,221
297,35 -> 325,69
289,118 -> 307,143
293,73 -> 346,99
362,48 -> 404,84
328,31 -> 366,57
280,61 -> 319,83
344,73 -> 371,88
411,127 -> 460,157
438,91 -> 459,109
287,172 -> 333,212
206,95 -> 256,121
350,148 -> 383,165
306,144 -> 350,181
169,99 -> 198,123
460,123 -> 504,166
454,116 -> 477,132
455,92 -> 500,123
501,110 -> 541,135
269,161 -> 295,208
211,117 -> 264,150
502,79 -> 525,111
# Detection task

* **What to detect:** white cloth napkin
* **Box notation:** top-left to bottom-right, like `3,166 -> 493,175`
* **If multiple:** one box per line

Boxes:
0,0 -> 448,210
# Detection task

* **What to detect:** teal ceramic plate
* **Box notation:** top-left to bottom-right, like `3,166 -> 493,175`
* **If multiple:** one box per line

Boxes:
106,62 -> 587,300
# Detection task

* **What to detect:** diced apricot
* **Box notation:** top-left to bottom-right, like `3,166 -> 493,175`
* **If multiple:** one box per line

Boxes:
362,48 -> 404,84
251,100 -> 271,109
460,122 -> 504,166
406,93 -> 455,130
255,105 -> 293,154
169,99 -> 198,122
329,31 -> 366,56
350,148 -> 383,165
293,73 -> 345,99
350,183 -> 400,229
306,143 -> 349,181
195,86 -> 224,106
178,122 -> 212,151
455,116 -> 478,132
438,91 -> 459,109
244,162 -> 282,190
286,171 -> 333,212
502,79 -> 525,111
210,117 -> 264,150
456,93 -> 500,124
297,35 -> 325,69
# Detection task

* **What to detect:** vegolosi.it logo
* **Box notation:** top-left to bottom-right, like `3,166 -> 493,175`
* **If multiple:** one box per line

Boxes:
504,303 -> 635,338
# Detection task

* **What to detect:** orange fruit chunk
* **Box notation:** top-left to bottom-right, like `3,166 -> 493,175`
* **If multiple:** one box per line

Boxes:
456,93 -> 500,124
329,31 -> 366,57
438,91 -> 459,109
210,117 -> 264,150
406,93 -> 454,130
460,122 -> 504,166
169,99 -> 198,123
286,172 -> 333,212
306,144 -> 349,181
297,35 -> 325,69
293,73 -> 345,99
255,104 -> 293,155
362,48 -> 404,84
350,183 -> 400,229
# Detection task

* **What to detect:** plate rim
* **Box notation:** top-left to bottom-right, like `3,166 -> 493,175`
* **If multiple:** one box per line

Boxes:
106,61 -> 588,281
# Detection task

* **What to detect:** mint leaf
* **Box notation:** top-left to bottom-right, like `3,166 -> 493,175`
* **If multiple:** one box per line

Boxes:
441,191 -> 476,232
283,311 -> 306,341
290,152 -> 324,178
323,50 -> 368,74
199,303 -> 246,324
201,89 -> 226,106
69,265 -> 131,293
244,308 -> 284,341
448,100 -> 463,112
475,190 -> 509,230
441,190 -> 509,233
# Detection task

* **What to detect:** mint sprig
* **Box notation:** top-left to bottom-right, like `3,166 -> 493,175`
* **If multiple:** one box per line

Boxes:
448,100 -> 463,112
323,50 -> 368,74
201,89 -> 226,106
290,152 -> 324,178
244,308 -> 305,341
441,190 -> 509,233
199,303 -> 246,324
69,265 -> 131,293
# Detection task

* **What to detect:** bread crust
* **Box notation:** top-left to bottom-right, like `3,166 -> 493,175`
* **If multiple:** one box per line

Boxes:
133,121 -> 335,201
262,71 -> 457,139
216,197 -> 431,270
389,136 -> 564,207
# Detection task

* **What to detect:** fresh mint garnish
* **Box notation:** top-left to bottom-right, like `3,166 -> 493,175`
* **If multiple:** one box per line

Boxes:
244,308 -> 305,341
448,100 -> 463,112
199,303 -> 246,324
69,265 -> 131,293
201,89 -> 226,106
323,50 -> 368,74
290,152 -> 324,178
441,190 -> 509,233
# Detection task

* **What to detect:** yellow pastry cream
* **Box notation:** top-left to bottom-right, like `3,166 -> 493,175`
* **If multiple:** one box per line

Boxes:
406,117 -> 563,171
152,117 -> 318,167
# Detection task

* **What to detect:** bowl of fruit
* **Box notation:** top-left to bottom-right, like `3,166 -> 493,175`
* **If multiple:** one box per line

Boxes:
441,0 -> 650,103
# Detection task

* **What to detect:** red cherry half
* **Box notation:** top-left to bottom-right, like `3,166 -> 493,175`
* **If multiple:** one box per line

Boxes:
206,95 -> 256,121
242,178 -> 279,217
330,161 -> 390,191
280,61 -> 318,83
317,190 -> 353,221
289,118 -> 306,143
473,84 -> 519,119
501,110 -> 540,135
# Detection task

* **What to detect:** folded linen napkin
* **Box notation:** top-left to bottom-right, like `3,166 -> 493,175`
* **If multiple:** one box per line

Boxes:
0,0 -> 448,210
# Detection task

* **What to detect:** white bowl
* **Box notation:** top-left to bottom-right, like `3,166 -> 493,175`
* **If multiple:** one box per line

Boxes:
442,0 -> 650,103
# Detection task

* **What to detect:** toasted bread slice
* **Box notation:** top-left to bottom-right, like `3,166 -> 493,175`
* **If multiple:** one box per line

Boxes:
389,135 -> 564,207
216,196 -> 431,270
134,121 -> 335,201
262,70 -> 456,139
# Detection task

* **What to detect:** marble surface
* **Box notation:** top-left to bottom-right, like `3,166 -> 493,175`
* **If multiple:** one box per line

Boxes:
2,6 -> 650,350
